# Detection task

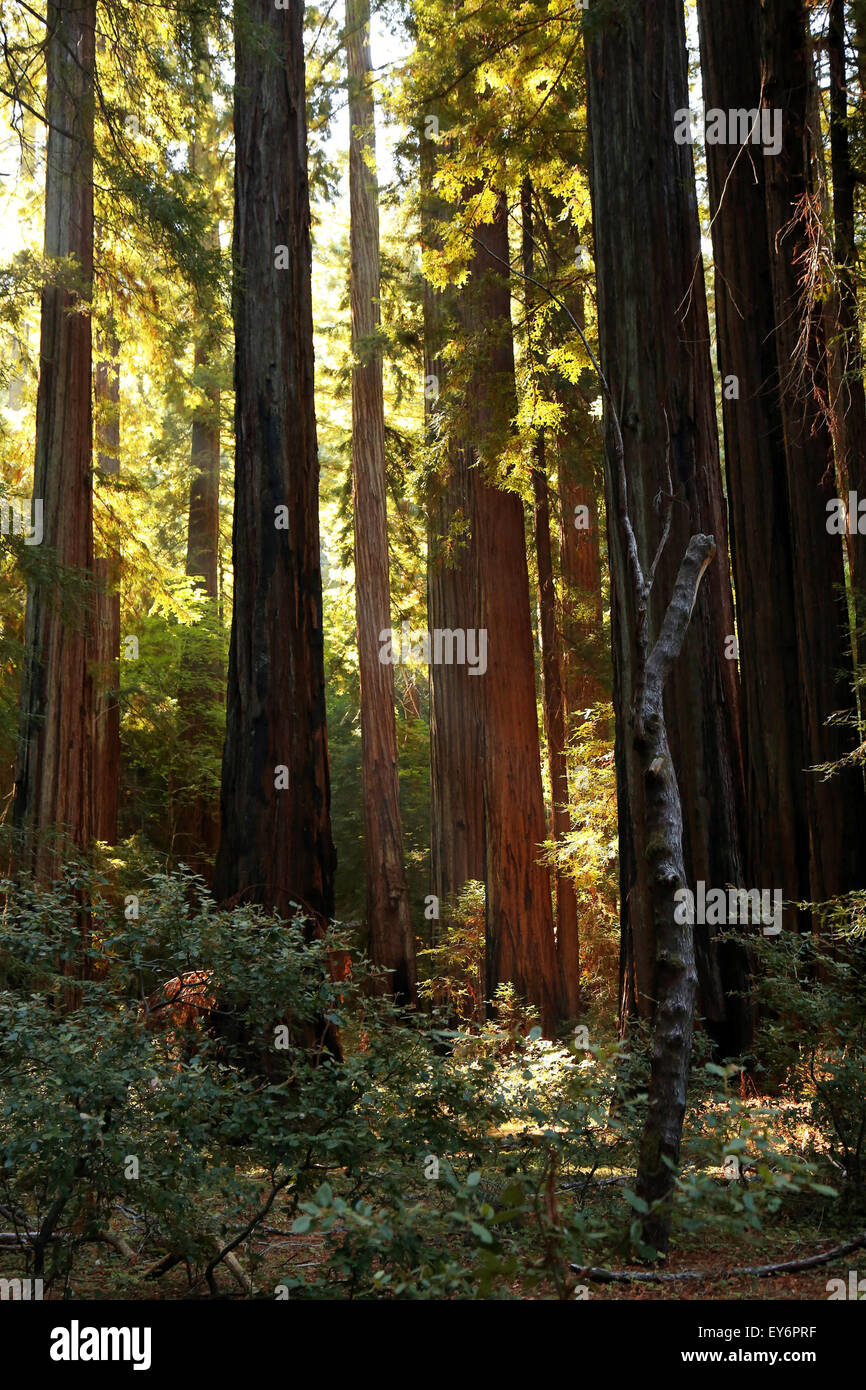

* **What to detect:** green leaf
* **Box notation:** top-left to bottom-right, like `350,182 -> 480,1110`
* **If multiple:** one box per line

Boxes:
622,1188 -> 649,1214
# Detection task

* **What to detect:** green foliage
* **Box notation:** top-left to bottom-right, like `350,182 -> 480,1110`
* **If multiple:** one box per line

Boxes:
418,879 -> 485,1023
751,923 -> 866,1207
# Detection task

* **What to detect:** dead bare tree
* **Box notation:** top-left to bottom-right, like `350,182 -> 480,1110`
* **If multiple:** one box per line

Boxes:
480,238 -> 712,1257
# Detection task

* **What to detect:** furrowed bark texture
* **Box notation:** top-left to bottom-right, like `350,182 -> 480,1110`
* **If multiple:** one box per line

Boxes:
552,281 -> 606,720
761,0 -> 866,903
523,181 -> 580,1019
586,0 -> 751,1056
696,0 -> 810,936
559,465 -> 605,716
422,130 -> 486,925
215,0 -> 335,922
347,0 -> 416,1002
14,0 -> 96,880
178,77 -> 222,874
827,0 -> 866,594
534,441 -> 581,1020
469,195 -> 560,1033
186,337 -> 220,603
93,350 -> 120,846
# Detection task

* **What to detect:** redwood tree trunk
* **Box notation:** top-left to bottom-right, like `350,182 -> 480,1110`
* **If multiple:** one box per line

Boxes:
215,0 -> 335,923
178,72 -> 222,874
523,181 -> 580,1019
93,347 -> 120,845
827,0 -> 866,595
469,194 -> 560,1033
14,0 -> 96,882
761,0 -> 866,904
186,338 -> 220,604
558,464 -> 604,717
422,128 -> 486,925
696,0 -> 810,938
347,0 -> 416,1003
586,0 -> 752,1057
533,438 -> 581,1021
553,285 -> 606,721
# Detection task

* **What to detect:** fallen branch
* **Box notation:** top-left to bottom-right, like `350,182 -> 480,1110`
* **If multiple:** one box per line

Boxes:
144,1250 -> 187,1281
93,1230 -> 138,1261
0,1231 -> 63,1246
571,1230 -> 866,1283
0,1228 -> 137,1258
211,1240 -> 253,1296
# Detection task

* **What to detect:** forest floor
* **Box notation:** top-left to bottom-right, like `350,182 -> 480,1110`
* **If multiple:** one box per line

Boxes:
6,1207 -> 857,1301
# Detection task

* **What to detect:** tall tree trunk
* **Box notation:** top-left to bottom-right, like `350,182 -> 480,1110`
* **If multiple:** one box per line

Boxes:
558,460 -> 604,717
827,0 -> 866,595
179,79 -> 222,873
696,0 -> 810,942
421,130 -> 486,925
186,338 -> 220,603
468,194 -> 560,1033
533,438 -> 581,1020
346,0 -> 416,1004
761,0 -> 866,904
552,283 -> 606,721
177,335 -> 221,874
522,180 -> 580,1019
215,0 -> 336,923
586,0 -> 751,1057
14,0 -> 96,885
93,345 -> 120,845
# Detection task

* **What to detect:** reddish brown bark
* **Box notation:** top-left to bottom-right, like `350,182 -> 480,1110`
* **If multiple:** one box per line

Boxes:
469,194 -> 560,1033
186,338 -> 220,605
523,180 -> 579,1019
533,440 -> 580,1020
558,469 -> 604,716
214,0 -> 335,923
347,0 -> 416,1003
14,0 -> 96,885
93,348 -> 120,845
422,128 -> 486,923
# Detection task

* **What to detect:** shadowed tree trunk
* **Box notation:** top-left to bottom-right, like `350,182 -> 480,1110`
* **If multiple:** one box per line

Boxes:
761,0 -> 866,905
696,0 -> 810,944
827,0 -> 866,598
551,280 -> 606,722
558,460 -> 604,717
347,0 -> 416,1004
178,62 -> 223,875
186,338 -> 220,604
586,295 -> 709,1257
215,0 -> 335,924
533,437 -> 581,1020
586,0 -> 752,1058
522,179 -> 580,1019
14,0 -> 96,888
